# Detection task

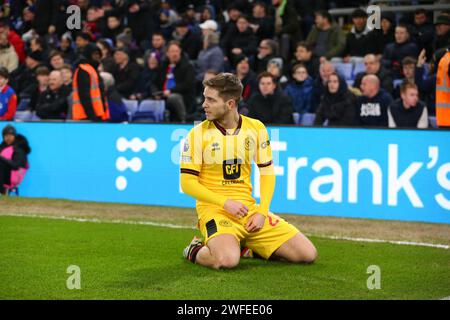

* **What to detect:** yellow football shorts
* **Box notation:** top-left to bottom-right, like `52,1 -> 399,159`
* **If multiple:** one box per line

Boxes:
197,204 -> 300,260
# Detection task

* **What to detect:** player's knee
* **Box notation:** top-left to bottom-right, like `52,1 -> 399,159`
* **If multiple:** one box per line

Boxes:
301,246 -> 317,264
214,252 -> 240,269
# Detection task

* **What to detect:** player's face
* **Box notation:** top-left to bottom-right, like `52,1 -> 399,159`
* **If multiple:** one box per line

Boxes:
202,86 -> 228,121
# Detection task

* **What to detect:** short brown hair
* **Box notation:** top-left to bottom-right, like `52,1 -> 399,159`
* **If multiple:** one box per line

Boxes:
402,56 -> 417,67
203,73 -> 243,103
257,71 -> 276,84
36,66 -> 50,76
400,81 -> 418,94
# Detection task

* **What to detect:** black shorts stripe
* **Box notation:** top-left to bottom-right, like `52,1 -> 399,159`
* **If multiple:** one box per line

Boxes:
258,160 -> 273,168
206,219 -> 217,238
180,168 -> 200,176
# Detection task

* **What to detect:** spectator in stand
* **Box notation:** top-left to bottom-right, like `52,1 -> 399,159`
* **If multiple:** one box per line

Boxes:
60,64 -> 73,89
306,10 -> 346,62
284,63 -> 314,115
357,74 -> 393,127
249,2 -> 275,43
125,0 -> 155,46
49,51 -> 65,71
28,66 -> 50,113
11,50 -> 43,100
75,32 -> 92,60
220,4 -> 241,42
266,57 -> 288,89
155,41 -> 196,123
172,20 -> 203,61
368,12 -> 396,58
410,8 -> 435,61
415,48 -> 439,115
100,72 -> 128,123
393,57 -> 417,98
382,24 -> 419,78
353,54 -> 394,95
314,72 -> 357,127
0,18 -> 25,64
247,71 -> 294,125
146,32 -> 166,64
158,6 -> 178,40
35,70 -> 70,120
222,15 -> 258,66
290,42 -> 319,80
112,48 -> 140,99
71,43 -> 109,122
254,39 -> 279,74
339,9 -> 371,64
272,0 -> 302,56
388,82 -> 428,128
17,6 -> 35,35
196,27 -> 224,82
0,68 -> 17,121
58,33 -> 76,64
434,14 -> 450,52
96,38 -> 115,74
0,33 -> 18,73
311,61 -> 335,111
103,12 -> 124,43
235,55 -> 258,109
131,52 -> 159,101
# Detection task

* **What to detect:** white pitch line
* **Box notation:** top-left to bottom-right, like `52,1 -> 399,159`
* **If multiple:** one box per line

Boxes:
441,296 -> 450,300
2,213 -> 449,250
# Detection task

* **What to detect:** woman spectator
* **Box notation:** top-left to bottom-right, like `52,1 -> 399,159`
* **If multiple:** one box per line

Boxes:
284,64 -> 314,115
314,73 -> 358,126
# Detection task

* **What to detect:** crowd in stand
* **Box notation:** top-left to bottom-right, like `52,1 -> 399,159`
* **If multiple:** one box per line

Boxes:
0,0 -> 449,128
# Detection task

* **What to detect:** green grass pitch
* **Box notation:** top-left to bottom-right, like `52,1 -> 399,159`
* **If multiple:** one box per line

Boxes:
0,215 -> 449,300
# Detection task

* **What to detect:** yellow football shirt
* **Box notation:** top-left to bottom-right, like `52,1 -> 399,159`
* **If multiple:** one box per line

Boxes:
180,115 -> 273,213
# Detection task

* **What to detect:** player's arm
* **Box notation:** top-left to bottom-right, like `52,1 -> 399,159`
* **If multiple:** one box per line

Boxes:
246,122 -> 275,232
180,173 -> 248,218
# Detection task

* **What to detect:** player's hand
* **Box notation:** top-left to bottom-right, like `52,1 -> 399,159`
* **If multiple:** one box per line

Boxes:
224,199 -> 248,219
245,213 -> 265,233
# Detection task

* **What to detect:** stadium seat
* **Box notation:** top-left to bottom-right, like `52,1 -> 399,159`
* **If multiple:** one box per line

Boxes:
429,116 -> 437,128
122,99 -> 139,122
393,79 -> 403,89
132,99 -> 165,122
353,62 -> 365,78
332,62 -> 353,81
17,98 -> 31,111
346,80 -> 354,87
14,111 -> 33,121
300,113 -> 316,126
292,112 -> 300,125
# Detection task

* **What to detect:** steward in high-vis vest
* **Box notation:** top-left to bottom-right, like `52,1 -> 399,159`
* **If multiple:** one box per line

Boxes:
72,43 -> 109,121
436,48 -> 450,127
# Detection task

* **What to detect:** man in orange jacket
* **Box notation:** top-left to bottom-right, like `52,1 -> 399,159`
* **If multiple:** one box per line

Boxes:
436,47 -> 450,127
72,43 -> 109,122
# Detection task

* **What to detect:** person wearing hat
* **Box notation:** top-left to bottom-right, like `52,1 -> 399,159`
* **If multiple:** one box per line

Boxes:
434,14 -> 450,52
196,29 -> 224,82
340,9 -> 371,64
0,125 -> 31,195
112,47 -> 140,98
71,43 -> 109,121
9,48 -> 43,100
0,67 -> 17,121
